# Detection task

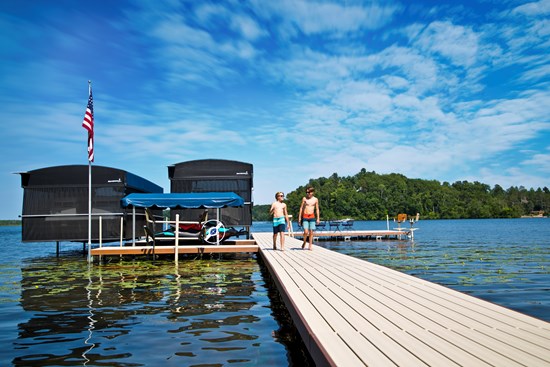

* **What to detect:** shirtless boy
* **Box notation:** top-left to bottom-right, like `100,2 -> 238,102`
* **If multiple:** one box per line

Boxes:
270,192 -> 290,251
298,186 -> 320,250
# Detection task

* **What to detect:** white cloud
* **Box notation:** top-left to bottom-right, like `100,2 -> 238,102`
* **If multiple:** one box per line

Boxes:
512,0 -> 550,16
332,81 -> 392,113
522,149 -> 550,173
152,15 -> 214,47
382,75 -> 410,90
252,0 -> 401,36
474,166 -> 549,190
230,14 -> 267,41
376,46 -> 440,94
414,21 -> 479,67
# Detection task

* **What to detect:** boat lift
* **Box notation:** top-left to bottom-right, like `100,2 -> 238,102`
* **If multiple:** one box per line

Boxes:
120,192 -> 245,260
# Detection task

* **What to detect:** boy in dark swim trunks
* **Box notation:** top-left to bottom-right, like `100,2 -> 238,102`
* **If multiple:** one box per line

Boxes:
298,186 -> 320,250
270,192 -> 290,251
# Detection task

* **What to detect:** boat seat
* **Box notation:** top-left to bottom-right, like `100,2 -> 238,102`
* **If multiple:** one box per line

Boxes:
144,207 -> 157,232
342,220 -> 354,230
329,220 -> 341,231
143,224 -> 155,245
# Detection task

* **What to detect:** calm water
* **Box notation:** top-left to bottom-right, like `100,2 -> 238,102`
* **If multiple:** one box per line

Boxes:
1,218 -> 549,366
319,218 -> 550,321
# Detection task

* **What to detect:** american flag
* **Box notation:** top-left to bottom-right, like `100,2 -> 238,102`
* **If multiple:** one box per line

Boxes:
82,87 -> 94,162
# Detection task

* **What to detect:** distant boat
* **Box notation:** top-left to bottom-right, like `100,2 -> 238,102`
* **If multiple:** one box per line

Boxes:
329,219 -> 354,230
521,211 -> 547,218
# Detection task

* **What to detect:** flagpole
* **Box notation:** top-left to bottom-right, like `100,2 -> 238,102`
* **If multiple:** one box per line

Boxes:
87,80 -> 92,263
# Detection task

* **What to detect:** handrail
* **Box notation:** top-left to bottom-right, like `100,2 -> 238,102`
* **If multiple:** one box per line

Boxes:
21,213 -> 125,218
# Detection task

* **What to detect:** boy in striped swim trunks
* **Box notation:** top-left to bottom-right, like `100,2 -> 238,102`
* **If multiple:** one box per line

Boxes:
270,192 -> 290,251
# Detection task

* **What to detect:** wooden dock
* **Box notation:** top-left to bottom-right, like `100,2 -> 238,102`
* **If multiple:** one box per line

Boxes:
90,239 -> 258,256
252,232 -> 550,367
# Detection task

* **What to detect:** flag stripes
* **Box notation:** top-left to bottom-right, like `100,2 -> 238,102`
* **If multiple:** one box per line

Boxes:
82,87 -> 94,162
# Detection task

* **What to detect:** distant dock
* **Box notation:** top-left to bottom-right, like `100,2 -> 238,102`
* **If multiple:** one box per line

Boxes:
290,229 -> 414,240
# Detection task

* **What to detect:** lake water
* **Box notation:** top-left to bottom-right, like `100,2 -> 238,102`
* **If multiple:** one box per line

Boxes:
1,218 -> 549,366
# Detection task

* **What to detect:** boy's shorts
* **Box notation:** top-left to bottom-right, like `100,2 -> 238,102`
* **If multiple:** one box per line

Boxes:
273,217 -> 286,233
302,218 -> 316,230
273,223 -> 286,234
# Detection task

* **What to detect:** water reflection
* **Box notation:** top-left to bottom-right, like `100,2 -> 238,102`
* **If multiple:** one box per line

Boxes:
14,255 -> 288,366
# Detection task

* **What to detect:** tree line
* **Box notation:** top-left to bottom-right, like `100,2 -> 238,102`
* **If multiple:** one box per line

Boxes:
0,220 -> 21,226
253,169 -> 549,221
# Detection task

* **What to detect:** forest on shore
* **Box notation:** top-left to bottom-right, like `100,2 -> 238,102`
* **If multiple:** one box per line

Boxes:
0,220 -> 21,226
253,169 -> 549,221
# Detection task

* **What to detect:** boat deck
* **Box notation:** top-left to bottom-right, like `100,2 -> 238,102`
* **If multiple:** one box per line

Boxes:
90,239 -> 258,256
252,232 -> 550,367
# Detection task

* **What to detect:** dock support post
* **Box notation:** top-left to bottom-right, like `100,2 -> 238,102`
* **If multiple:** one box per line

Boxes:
99,216 -> 102,247
132,207 -> 136,246
99,216 -> 103,263
288,214 -> 294,236
119,217 -> 123,260
119,217 -> 123,247
175,214 -> 179,263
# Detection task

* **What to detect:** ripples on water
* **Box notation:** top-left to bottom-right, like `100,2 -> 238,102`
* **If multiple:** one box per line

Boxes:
1,219 -> 549,366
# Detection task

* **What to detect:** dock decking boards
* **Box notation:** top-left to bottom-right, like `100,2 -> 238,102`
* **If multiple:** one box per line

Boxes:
252,232 -> 550,367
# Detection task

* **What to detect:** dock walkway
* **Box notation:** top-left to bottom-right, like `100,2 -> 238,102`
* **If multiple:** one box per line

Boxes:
252,232 -> 550,367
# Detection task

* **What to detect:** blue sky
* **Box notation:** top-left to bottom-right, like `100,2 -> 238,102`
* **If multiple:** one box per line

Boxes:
1,0 -> 549,219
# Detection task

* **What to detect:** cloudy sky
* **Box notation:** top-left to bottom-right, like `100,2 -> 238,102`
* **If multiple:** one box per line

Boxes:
1,0 -> 549,219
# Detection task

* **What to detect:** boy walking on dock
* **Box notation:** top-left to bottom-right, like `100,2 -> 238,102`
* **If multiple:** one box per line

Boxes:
270,192 -> 290,251
298,186 -> 320,250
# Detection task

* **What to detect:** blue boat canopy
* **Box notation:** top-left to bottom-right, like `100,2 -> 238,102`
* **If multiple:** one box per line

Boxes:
121,192 -> 244,209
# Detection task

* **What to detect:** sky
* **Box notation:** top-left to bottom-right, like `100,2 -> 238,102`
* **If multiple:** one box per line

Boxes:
1,0 -> 549,219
